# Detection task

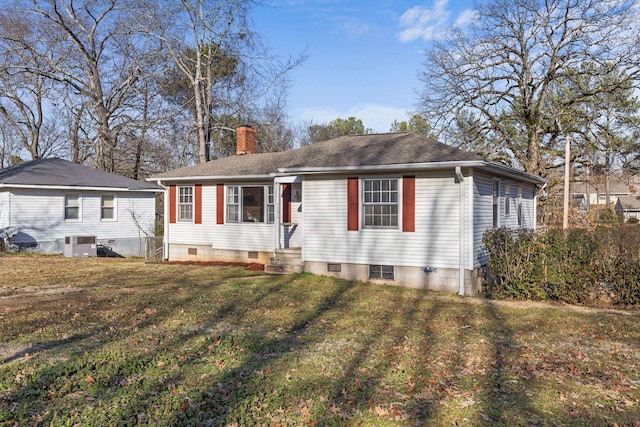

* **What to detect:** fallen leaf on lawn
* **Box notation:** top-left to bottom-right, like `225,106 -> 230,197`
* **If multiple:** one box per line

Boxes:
373,405 -> 389,417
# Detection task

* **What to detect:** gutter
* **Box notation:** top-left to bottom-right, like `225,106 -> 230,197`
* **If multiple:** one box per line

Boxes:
146,174 -> 274,183
156,180 -> 170,261
455,167 -> 465,296
0,183 -> 162,192
279,160 -> 547,185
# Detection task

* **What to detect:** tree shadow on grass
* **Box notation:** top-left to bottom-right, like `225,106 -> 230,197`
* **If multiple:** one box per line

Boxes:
477,300 -> 534,425
1,274 -> 301,425
318,288 -> 442,422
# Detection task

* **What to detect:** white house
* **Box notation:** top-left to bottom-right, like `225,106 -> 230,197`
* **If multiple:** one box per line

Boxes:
149,126 -> 546,295
0,158 -> 162,256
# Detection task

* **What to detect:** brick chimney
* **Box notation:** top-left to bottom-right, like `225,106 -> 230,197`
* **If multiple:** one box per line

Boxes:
236,125 -> 256,155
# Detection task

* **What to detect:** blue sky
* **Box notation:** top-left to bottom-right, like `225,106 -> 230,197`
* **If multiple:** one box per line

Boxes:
254,0 -> 476,133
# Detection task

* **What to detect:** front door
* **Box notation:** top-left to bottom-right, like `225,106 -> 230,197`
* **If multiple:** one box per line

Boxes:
282,183 -> 302,248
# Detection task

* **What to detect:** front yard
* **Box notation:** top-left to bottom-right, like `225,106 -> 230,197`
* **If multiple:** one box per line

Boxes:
1,256 -> 639,425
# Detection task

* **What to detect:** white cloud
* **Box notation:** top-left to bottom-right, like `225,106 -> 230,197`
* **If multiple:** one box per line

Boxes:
397,0 -> 476,42
453,8 -> 477,28
297,104 -> 411,133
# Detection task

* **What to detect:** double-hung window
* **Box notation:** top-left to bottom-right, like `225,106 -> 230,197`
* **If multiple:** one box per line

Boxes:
178,186 -> 193,222
504,182 -> 511,216
517,185 -> 523,226
101,194 -> 115,220
65,194 -> 80,221
363,179 -> 398,228
227,185 -> 272,224
492,179 -> 500,228
267,185 -> 275,223
227,186 -> 240,222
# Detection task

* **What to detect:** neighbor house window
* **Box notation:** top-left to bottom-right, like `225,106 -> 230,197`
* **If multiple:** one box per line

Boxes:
517,185 -> 523,226
504,182 -> 511,216
178,186 -> 193,222
492,179 -> 500,228
227,185 -> 271,223
363,179 -> 398,228
369,265 -> 394,280
65,194 -> 80,220
101,194 -> 115,220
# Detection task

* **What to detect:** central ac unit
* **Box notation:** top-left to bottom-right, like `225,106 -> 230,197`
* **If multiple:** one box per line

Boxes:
64,235 -> 97,258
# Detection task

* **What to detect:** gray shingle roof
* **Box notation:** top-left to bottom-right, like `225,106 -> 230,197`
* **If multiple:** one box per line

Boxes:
572,181 -> 632,195
616,195 -> 640,210
150,132 -> 486,179
0,158 -> 162,191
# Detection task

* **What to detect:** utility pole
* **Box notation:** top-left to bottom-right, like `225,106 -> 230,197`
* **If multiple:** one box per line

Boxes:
563,133 -> 571,230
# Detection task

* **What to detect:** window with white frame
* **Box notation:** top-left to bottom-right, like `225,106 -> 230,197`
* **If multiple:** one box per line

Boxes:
369,265 -> 395,280
517,185 -> 523,226
363,178 -> 398,228
65,194 -> 80,221
227,186 -> 240,222
101,194 -> 115,220
178,186 -> 193,222
492,179 -> 500,228
226,185 -> 271,223
504,182 -> 511,216
267,185 -> 274,223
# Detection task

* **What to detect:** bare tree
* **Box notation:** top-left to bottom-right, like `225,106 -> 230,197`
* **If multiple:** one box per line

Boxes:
419,0 -> 640,176
3,0 -> 158,171
138,0 -> 304,163
0,10 -> 66,160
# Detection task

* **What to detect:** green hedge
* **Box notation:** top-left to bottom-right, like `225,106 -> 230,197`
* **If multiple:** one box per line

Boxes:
482,226 -> 640,306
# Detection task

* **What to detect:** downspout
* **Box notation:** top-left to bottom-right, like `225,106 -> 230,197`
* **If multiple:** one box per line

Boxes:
274,180 -> 281,252
455,167 -> 465,296
158,180 -> 169,261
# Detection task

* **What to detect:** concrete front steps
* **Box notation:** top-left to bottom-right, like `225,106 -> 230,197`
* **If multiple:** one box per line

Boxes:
265,247 -> 303,274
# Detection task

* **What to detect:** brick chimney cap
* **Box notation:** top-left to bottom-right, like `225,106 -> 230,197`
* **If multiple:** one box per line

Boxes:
237,124 -> 254,129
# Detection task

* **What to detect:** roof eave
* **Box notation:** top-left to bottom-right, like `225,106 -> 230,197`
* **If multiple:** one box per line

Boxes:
479,162 -> 548,184
148,174 -> 275,183
278,161 -> 488,174
0,183 -> 162,192
278,160 -> 547,184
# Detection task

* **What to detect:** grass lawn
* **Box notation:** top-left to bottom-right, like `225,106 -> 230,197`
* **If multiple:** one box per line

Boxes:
1,256 -> 639,426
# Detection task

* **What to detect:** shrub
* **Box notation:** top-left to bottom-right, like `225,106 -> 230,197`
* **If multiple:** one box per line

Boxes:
483,225 -> 640,306
482,227 -> 545,300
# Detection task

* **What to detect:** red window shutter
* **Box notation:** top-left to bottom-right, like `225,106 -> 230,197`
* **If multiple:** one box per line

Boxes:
403,176 -> 415,232
347,177 -> 359,231
169,185 -> 176,224
194,184 -> 202,224
282,184 -> 292,223
216,184 -> 224,225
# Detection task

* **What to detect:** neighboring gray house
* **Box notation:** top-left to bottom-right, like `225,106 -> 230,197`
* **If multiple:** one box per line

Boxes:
149,127 -> 546,295
615,195 -> 640,222
0,158 -> 162,256
572,181 -> 634,211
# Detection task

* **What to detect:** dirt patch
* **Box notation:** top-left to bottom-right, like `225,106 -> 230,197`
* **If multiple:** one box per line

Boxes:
150,260 -> 265,271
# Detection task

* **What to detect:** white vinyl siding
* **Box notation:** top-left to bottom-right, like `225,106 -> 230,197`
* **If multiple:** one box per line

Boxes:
473,173 -> 537,268
168,183 -> 273,252
8,189 -> 155,244
0,191 -> 10,228
303,172 -> 467,269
